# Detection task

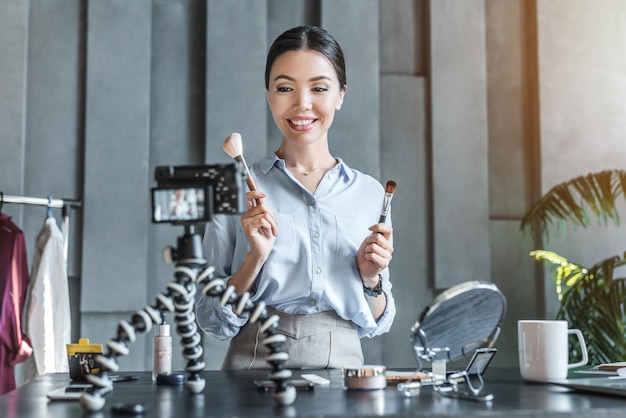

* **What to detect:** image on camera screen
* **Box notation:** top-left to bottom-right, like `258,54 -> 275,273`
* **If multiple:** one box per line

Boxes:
152,187 -> 207,223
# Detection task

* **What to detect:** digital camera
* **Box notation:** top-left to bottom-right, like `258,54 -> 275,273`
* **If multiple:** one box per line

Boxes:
151,164 -> 246,224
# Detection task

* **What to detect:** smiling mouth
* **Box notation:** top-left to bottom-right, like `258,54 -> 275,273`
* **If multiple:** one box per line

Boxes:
289,119 -> 316,127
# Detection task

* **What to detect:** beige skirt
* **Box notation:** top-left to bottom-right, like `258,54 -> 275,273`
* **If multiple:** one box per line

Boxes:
221,307 -> 364,370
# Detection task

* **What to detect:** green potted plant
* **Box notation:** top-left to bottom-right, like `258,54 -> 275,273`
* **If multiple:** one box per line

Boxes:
520,169 -> 626,365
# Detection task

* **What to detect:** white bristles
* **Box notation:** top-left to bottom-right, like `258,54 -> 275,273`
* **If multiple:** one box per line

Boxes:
222,131 -> 259,194
223,132 -> 243,159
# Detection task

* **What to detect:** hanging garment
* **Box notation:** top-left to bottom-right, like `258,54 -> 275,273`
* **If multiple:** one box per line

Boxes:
22,217 -> 71,381
0,214 -> 33,395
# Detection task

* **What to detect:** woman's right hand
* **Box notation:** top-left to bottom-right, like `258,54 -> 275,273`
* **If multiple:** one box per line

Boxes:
240,191 -> 277,262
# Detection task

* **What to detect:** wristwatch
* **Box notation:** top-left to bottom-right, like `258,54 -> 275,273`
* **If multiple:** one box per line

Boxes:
363,274 -> 383,297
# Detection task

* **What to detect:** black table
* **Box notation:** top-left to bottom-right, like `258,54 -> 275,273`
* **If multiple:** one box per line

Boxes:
2,368 -> 626,417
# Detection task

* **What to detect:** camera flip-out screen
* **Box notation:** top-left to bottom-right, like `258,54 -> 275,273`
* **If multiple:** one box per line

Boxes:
151,164 -> 246,225
152,186 -> 209,224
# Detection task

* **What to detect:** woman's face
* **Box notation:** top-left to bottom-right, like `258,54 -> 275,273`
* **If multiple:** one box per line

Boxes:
266,49 -> 346,147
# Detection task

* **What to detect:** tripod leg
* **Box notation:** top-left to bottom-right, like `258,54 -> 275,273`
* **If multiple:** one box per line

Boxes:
197,268 -> 296,406
168,265 -> 206,394
80,230 -> 296,412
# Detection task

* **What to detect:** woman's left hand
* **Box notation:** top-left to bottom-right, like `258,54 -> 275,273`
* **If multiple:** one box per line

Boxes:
357,224 -> 394,288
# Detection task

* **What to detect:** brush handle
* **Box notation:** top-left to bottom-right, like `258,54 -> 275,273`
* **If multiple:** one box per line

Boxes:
234,155 -> 257,192
378,192 -> 393,224
245,176 -> 258,192
233,155 -> 262,206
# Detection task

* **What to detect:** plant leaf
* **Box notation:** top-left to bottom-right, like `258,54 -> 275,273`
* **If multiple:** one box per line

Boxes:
520,170 -> 626,241
541,251 -> 626,364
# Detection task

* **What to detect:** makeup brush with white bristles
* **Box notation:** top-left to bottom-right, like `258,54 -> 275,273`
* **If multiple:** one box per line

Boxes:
378,180 -> 397,224
223,132 -> 259,193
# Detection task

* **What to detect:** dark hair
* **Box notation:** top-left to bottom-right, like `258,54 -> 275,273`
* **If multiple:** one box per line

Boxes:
264,26 -> 347,90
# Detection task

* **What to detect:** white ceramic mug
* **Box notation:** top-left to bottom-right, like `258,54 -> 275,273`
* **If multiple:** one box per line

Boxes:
518,320 -> 588,382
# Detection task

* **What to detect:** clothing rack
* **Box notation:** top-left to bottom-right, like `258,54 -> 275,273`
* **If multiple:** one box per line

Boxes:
1,194 -> 81,211
0,192 -> 82,263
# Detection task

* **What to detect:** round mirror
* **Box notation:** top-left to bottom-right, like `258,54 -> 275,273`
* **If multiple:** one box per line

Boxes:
410,281 -> 506,365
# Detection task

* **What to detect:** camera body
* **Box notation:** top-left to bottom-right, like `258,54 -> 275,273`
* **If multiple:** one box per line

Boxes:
151,164 -> 246,224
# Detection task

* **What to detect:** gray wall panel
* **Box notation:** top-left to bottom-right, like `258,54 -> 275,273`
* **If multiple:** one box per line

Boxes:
430,0 -> 491,288
23,0 -> 84,267
149,0 -> 208,372
489,220 -> 537,367
321,0 -> 380,178
150,0 -> 205,166
377,75 -> 431,367
81,0 -> 152,312
380,0 -> 427,76
268,0 -> 315,38
0,0 -> 29,207
486,0 -> 530,217
205,0 -> 267,164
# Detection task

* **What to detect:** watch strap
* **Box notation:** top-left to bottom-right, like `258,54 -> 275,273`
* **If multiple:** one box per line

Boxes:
363,274 -> 383,297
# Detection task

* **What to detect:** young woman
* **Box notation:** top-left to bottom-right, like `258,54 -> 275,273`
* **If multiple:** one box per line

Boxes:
195,25 -> 396,369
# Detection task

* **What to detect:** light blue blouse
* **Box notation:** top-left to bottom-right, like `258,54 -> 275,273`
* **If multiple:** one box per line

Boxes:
195,154 -> 396,340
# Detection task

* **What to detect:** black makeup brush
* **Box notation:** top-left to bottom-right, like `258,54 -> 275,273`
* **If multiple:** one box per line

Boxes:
378,180 -> 397,223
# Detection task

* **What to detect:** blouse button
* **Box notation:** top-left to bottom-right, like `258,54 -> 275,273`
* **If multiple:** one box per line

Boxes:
315,267 -> 322,274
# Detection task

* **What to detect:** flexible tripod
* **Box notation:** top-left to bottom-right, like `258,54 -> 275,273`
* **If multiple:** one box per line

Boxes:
79,225 -> 296,412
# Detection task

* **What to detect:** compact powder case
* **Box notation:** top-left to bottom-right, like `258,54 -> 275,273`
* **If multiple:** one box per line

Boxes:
343,365 -> 387,390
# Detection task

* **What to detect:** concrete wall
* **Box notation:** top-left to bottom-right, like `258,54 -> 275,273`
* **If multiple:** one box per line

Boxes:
2,0 -> 626,378
536,0 -> 626,318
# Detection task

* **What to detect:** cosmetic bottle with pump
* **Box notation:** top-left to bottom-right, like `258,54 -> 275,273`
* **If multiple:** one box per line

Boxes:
153,312 -> 172,381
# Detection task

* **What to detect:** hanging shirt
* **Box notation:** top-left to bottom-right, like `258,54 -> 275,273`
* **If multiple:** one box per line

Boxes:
0,214 -> 33,395
22,217 -> 71,380
195,154 -> 396,340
